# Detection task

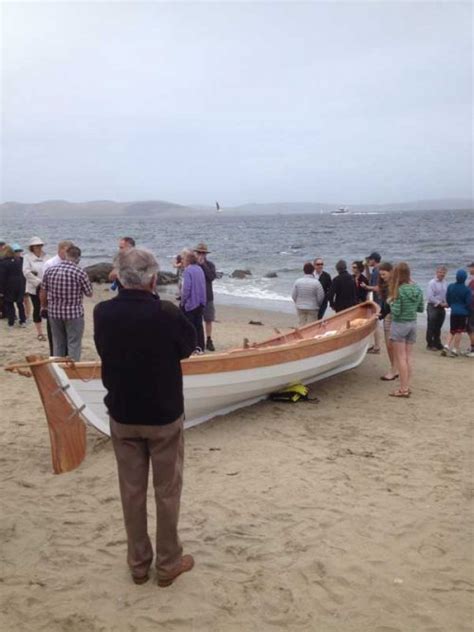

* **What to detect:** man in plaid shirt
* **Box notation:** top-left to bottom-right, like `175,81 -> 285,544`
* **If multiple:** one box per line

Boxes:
40,245 -> 93,360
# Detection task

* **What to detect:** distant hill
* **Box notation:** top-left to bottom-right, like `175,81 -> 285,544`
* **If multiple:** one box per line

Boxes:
0,197 -> 471,218
0,199 -> 202,218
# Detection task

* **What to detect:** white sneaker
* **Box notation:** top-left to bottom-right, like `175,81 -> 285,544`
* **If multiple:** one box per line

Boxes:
464,350 -> 474,357
448,349 -> 459,358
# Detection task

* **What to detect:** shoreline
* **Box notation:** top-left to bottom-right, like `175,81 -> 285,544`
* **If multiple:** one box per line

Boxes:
1,285 -> 472,631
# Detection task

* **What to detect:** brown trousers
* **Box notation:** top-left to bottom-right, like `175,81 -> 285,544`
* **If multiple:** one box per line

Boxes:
110,415 -> 184,579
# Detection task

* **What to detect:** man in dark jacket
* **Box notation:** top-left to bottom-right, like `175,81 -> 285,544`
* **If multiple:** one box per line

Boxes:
313,257 -> 332,319
194,242 -> 217,351
94,248 -> 196,587
328,259 -> 357,313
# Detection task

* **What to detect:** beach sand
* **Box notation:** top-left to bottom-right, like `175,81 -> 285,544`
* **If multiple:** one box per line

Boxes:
0,286 -> 472,631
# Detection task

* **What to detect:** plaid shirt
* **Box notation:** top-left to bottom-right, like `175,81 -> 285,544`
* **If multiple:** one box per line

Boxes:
42,261 -> 93,319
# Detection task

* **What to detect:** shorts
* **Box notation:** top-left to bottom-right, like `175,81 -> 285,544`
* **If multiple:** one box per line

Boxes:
390,320 -> 417,344
203,300 -> 215,322
450,314 -> 468,334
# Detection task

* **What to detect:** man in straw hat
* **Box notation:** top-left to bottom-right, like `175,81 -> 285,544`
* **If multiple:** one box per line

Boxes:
194,242 -> 217,351
94,248 -> 196,587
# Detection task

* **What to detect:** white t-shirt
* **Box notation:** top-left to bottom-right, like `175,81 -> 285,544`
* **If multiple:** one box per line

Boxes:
43,254 -> 62,273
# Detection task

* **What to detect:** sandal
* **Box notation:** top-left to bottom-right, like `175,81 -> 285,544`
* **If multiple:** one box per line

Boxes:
367,347 -> 381,354
37,334 -> 47,341
389,389 -> 410,398
380,374 -> 399,381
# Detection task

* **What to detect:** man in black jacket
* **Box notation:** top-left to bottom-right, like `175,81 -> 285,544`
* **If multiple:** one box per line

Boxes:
313,257 -> 332,319
328,259 -> 357,313
94,248 -> 196,587
194,242 -> 217,351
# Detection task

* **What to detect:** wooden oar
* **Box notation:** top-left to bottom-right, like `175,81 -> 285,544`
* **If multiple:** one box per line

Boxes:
21,355 -> 87,474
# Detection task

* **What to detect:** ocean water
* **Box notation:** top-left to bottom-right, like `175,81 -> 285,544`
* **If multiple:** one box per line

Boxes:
2,209 -> 472,313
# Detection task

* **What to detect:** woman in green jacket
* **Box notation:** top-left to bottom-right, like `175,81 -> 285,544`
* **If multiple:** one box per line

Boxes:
388,262 -> 424,398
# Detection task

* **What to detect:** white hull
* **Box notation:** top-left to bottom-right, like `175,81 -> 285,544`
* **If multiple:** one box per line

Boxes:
51,336 -> 371,437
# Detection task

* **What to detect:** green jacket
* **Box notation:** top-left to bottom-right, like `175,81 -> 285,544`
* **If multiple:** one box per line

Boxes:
390,283 -> 424,322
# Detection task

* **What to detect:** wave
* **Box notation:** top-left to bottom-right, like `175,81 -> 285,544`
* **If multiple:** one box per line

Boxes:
214,280 -> 291,303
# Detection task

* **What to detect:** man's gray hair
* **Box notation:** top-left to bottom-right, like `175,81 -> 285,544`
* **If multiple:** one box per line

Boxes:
115,248 -> 159,288
65,245 -> 82,263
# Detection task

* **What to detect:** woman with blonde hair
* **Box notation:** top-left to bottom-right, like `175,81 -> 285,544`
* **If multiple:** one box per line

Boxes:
387,262 -> 424,397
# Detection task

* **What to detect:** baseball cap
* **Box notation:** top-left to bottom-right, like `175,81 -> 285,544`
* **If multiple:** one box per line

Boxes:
368,252 -> 381,263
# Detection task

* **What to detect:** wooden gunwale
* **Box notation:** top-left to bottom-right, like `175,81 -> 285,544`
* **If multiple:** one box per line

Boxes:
60,302 -> 378,379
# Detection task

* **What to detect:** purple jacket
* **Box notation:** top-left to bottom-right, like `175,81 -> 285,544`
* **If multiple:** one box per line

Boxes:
181,264 -> 206,312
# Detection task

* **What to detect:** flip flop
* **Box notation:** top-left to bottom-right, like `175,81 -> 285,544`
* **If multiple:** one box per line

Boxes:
37,334 -> 47,341
367,347 -> 381,354
389,389 -> 410,398
380,374 -> 399,381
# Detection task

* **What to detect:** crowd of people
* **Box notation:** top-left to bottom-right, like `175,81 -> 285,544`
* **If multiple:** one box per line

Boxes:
291,254 -> 474,396
0,236 -> 92,360
0,235 -> 218,360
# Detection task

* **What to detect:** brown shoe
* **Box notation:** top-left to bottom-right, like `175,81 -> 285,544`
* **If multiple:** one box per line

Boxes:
157,554 -> 195,587
132,573 -> 149,585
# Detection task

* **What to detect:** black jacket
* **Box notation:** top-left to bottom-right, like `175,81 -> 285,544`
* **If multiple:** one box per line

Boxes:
199,259 -> 216,302
0,257 -> 26,301
317,270 -> 332,295
328,271 -> 357,313
93,290 -> 196,425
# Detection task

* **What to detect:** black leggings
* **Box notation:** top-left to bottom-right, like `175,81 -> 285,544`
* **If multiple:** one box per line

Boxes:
28,291 -> 42,323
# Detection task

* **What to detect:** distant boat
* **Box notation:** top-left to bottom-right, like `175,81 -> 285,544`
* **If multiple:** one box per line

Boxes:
331,206 -> 350,215
216,200 -> 221,213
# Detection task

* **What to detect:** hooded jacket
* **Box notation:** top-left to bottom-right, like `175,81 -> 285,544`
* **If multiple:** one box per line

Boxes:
446,269 -> 472,316
390,283 -> 424,322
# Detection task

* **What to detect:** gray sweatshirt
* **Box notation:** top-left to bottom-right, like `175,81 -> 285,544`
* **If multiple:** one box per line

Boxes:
292,275 -> 325,310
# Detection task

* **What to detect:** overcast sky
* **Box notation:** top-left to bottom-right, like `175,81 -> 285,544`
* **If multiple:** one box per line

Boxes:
1,1 -> 472,205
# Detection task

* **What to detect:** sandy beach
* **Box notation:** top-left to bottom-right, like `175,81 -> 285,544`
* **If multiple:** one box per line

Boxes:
1,286 -> 472,632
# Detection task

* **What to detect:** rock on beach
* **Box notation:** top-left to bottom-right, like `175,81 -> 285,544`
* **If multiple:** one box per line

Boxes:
84,262 -> 178,285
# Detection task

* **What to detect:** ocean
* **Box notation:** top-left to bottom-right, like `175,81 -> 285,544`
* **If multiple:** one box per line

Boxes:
2,208 -> 473,314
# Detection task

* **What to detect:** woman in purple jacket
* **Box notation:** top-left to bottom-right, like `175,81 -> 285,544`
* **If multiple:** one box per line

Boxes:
180,250 -> 206,353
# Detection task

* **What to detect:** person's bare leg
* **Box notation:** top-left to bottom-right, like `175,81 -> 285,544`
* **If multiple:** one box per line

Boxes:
24,295 -> 31,320
34,321 -> 44,337
383,328 -> 397,378
393,342 -> 408,392
373,323 -> 381,351
205,321 -> 212,338
453,332 -> 462,354
406,343 -> 414,390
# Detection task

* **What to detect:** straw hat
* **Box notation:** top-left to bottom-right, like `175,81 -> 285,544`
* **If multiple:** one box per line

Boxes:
29,236 -> 44,247
194,242 -> 210,254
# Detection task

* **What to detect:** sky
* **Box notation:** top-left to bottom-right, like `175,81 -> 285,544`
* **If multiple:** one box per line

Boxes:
1,0 -> 472,206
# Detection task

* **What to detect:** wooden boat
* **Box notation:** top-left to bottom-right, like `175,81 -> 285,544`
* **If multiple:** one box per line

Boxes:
5,302 -> 378,474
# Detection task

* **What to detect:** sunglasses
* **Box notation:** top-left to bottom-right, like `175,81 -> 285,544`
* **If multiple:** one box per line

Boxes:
315,262 -> 324,266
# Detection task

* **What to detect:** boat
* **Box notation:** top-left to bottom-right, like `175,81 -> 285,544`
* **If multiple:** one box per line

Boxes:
331,206 -> 350,215
5,302 -> 379,474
